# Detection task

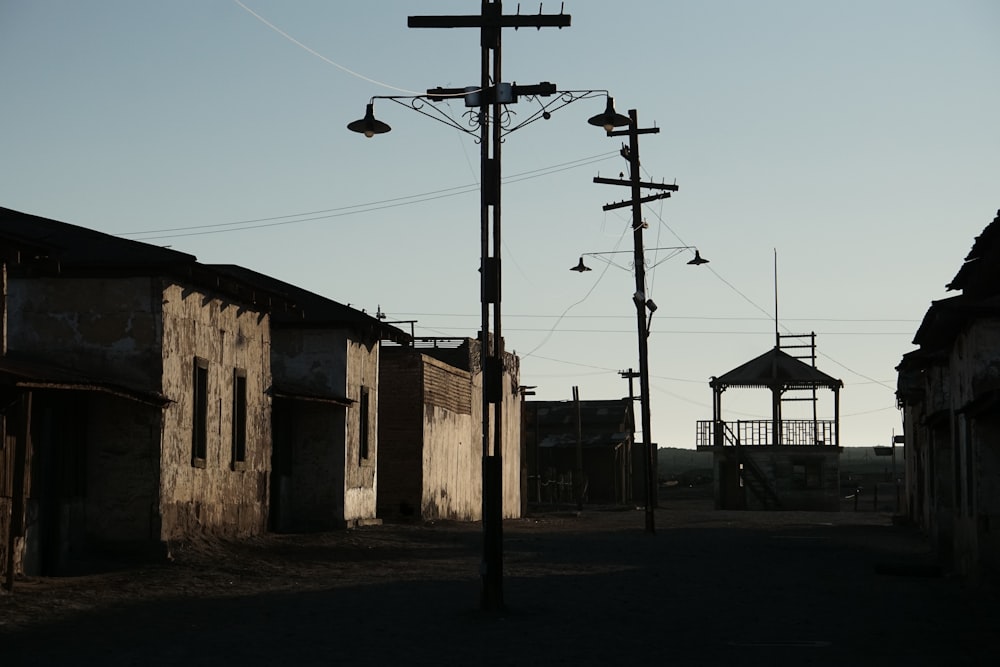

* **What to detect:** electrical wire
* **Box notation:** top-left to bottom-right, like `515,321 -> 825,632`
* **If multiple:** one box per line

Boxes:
233,0 -> 422,95
519,223 -> 631,360
122,152 -> 618,241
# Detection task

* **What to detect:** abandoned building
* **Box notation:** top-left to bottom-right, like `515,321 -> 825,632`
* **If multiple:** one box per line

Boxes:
377,337 -> 521,522
0,206 -> 410,587
211,265 -> 409,531
897,209 -> 1000,580
696,335 -> 844,511
0,207 -> 291,581
523,398 -> 638,506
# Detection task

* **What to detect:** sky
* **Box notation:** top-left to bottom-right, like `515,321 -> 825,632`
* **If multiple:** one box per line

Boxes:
1,1 -> 998,449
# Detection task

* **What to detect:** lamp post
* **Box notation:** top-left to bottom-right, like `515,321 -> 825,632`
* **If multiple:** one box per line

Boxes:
348,1 -> 627,611
580,105 -> 709,535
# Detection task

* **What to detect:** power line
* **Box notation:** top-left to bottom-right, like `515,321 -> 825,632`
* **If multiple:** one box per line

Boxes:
232,0 -> 422,95
122,152 -> 618,241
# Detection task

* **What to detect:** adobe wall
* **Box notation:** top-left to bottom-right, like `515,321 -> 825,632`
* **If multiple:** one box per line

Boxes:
6,276 -> 162,390
271,328 -> 348,395
159,282 -> 271,541
343,336 -> 379,524
468,352 -> 522,520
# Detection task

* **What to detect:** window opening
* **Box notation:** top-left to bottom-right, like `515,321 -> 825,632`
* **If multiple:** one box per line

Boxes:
192,357 -> 209,467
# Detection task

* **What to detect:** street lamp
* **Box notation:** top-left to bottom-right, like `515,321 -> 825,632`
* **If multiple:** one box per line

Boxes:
572,246 -> 708,343
348,2 -> 626,612
573,246 -> 709,531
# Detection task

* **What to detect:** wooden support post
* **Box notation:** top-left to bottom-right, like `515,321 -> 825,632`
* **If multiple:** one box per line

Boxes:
4,391 -> 31,592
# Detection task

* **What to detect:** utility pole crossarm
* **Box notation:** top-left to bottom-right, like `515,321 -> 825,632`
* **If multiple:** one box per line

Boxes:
593,177 -> 679,191
608,127 -> 660,138
408,15 -> 571,29
602,192 -> 672,212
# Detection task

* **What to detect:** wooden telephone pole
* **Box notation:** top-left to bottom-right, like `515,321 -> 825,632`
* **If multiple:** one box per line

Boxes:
595,110 -> 678,534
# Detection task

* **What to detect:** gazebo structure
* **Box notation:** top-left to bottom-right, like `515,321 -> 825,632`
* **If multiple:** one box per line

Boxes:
696,341 -> 844,510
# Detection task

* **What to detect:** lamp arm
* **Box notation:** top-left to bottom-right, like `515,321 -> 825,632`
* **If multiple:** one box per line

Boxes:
500,89 -> 609,137
381,95 -> 480,138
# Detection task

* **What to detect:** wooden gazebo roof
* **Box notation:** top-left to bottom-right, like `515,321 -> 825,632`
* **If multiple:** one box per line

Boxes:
710,348 -> 842,391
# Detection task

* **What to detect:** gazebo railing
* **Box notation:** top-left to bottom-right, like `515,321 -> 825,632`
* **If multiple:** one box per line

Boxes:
696,419 -> 837,447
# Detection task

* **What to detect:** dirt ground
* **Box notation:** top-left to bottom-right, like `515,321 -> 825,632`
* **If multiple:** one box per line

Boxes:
2,488 -> 998,666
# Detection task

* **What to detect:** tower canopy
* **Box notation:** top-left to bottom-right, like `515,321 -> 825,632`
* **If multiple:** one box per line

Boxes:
710,348 -> 842,391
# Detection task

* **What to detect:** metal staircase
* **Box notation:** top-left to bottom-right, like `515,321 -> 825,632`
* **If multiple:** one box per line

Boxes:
722,422 -> 782,509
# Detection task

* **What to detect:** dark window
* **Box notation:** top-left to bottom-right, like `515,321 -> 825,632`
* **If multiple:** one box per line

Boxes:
192,357 -> 209,467
232,368 -> 247,468
358,386 -> 370,464
792,461 -> 822,489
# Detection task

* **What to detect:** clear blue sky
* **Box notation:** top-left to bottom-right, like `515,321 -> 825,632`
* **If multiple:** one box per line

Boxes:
2,1 -> 998,449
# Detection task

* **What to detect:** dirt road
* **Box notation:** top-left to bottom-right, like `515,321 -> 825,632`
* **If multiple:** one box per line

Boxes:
2,494 -> 996,666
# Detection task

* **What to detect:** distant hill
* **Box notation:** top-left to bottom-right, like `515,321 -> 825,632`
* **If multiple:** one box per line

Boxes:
657,447 -> 713,484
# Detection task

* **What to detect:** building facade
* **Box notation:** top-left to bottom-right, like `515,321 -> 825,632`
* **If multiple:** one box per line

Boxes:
377,338 -> 521,521
213,265 -> 408,531
1,208 -> 411,584
897,209 -> 1000,579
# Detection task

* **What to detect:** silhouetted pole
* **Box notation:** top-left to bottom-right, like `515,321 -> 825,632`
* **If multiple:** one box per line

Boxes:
595,110 -> 677,533
620,368 -> 639,503
408,0 -> 571,612
573,386 -> 584,510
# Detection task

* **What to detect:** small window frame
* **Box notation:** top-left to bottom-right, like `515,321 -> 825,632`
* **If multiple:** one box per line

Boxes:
192,357 -> 210,468
358,385 -> 370,465
231,368 -> 248,470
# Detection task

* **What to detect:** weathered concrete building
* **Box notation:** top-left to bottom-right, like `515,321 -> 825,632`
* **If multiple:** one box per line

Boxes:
0,207 -> 281,580
377,338 -> 521,521
897,209 -> 1000,580
696,340 -> 844,511
212,265 -> 408,530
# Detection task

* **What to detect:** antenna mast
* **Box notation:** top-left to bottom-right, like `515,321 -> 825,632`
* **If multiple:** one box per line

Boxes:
773,248 -> 779,347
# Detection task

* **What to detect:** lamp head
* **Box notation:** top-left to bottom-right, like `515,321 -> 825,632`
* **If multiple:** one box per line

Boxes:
347,103 -> 391,138
588,97 -> 630,133
687,250 -> 709,266
570,257 -> 592,272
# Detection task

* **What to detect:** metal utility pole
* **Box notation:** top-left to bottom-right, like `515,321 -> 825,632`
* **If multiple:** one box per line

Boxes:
408,0 -> 571,612
595,110 -> 678,534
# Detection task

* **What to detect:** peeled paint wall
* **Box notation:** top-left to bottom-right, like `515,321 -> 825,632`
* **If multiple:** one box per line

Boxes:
4,277 -> 165,569
343,336 -> 379,523
469,358 -> 522,519
422,354 -> 521,520
421,358 -> 477,520
271,329 -> 348,395
6,276 -> 162,389
158,282 -> 271,540
272,327 -> 375,527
